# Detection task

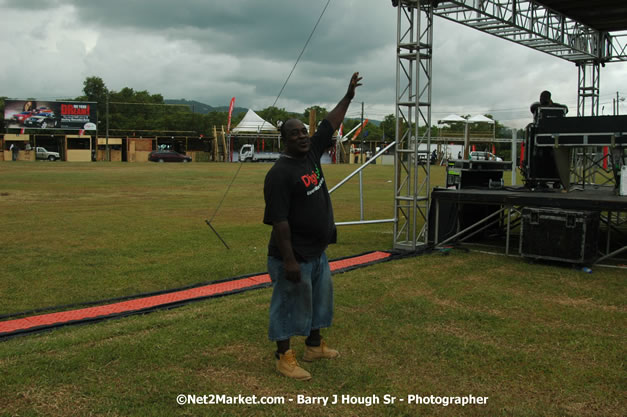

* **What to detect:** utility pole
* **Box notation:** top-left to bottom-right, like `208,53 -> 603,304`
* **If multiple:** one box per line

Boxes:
511,128 -> 517,185
309,108 -> 316,137
613,98 -> 616,115
106,91 -> 110,161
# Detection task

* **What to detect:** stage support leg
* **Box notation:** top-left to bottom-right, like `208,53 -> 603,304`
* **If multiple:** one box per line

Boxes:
393,1 -> 434,251
577,61 -> 600,117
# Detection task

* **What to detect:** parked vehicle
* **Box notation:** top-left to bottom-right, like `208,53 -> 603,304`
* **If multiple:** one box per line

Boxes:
469,151 -> 503,161
148,150 -> 192,163
239,144 -> 281,162
35,147 -> 60,161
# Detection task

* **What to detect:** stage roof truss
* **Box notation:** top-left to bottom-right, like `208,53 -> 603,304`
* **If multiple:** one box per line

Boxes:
432,1 -> 627,63
608,32 -> 627,62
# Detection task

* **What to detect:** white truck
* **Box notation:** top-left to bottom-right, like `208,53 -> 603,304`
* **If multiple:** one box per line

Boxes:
36,147 -> 60,161
239,144 -> 281,162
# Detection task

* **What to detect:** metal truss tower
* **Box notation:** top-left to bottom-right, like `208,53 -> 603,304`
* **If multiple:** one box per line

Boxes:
577,61 -> 600,117
393,1 -> 434,251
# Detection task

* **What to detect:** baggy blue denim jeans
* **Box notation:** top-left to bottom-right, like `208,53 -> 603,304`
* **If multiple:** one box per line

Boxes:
267,252 -> 333,341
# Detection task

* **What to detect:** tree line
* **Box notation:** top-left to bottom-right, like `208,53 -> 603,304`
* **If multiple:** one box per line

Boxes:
2,76 -> 520,150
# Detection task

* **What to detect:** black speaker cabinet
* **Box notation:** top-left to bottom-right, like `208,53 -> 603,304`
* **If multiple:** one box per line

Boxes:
520,208 -> 600,263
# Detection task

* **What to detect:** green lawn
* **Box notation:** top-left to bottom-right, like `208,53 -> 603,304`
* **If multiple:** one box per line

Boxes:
0,161 -> 400,314
0,161 -> 624,417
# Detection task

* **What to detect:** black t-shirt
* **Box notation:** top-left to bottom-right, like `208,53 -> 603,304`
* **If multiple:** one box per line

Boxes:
263,119 -> 336,260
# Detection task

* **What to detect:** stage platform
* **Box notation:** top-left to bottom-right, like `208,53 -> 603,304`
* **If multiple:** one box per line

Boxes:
432,186 -> 627,212
430,186 -> 627,264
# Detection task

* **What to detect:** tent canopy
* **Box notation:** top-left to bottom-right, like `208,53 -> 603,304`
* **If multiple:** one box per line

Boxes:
438,114 -> 496,125
467,114 -> 495,124
231,109 -> 277,134
438,114 -> 467,124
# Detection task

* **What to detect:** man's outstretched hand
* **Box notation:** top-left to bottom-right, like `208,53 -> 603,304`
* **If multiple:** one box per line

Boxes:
327,72 -> 363,130
346,72 -> 363,100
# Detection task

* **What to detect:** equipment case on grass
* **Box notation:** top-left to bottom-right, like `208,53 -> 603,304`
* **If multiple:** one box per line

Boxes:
520,208 -> 600,264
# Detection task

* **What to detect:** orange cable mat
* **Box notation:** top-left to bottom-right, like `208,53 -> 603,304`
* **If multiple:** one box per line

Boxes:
0,251 -> 392,339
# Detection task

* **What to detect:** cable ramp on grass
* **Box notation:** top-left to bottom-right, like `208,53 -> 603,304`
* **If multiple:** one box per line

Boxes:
0,250 -> 401,340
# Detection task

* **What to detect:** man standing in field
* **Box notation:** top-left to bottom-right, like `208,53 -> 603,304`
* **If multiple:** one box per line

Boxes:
263,72 -> 362,380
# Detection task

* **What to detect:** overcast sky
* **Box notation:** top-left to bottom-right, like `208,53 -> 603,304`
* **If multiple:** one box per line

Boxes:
1,0 -> 625,128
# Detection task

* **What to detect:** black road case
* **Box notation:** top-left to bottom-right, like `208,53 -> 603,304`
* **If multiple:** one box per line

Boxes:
520,208 -> 600,263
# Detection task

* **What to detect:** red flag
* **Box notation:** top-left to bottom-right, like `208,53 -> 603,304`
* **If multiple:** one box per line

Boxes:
20,128 -> 25,134
520,143 -> 525,169
227,97 -> 236,134
352,119 -> 369,140
79,129 -> 85,136
603,146 -> 608,170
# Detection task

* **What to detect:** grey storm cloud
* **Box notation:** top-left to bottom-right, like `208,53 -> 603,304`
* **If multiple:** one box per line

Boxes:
1,0 -> 624,127
53,0 -> 392,63
54,0 -> 396,111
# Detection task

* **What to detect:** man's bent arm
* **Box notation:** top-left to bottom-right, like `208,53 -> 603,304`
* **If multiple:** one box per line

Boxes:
326,72 -> 362,131
273,220 -> 301,282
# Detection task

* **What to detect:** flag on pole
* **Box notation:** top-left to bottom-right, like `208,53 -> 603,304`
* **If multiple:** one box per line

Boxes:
352,119 -> 369,140
227,97 -> 236,134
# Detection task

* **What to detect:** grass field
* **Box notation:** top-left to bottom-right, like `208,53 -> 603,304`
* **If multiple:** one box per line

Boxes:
0,161 -> 625,417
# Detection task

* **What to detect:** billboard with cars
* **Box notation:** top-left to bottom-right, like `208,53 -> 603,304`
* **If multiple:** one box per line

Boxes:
4,99 -> 98,131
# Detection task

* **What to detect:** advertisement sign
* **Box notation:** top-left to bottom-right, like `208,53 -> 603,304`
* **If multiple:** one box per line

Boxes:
4,100 -> 98,131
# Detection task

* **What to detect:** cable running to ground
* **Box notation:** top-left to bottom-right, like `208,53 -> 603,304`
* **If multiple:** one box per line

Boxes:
206,0 -> 333,247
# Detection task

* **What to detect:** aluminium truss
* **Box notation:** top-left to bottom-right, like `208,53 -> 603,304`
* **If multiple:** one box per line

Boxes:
431,1 -> 627,118
432,1 -> 626,63
393,1 -> 434,251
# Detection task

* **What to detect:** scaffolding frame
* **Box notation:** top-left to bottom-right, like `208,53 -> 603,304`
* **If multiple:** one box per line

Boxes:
432,1 -> 626,63
393,1 -> 434,251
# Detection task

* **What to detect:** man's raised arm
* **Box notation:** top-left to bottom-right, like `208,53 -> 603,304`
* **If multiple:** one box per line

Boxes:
326,72 -> 362,131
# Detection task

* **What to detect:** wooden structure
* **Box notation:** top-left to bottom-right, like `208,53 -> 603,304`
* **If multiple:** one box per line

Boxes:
96,138 -> 123,161
127,138 -> 155,162
3,134 -> 34,161
65,135 -> 92,162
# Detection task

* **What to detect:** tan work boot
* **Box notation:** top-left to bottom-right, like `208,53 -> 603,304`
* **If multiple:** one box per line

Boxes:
303,340 -> 339,362
276,349 -> 312,380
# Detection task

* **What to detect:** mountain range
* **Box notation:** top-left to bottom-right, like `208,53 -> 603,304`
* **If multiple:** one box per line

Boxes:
164,99 -> 248,115
164,98 -> 381,125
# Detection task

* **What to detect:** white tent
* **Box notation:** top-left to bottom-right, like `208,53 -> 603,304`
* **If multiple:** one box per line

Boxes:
467,114 -> 495,124
438,114 -> 467,124
231,109 -> 277,134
